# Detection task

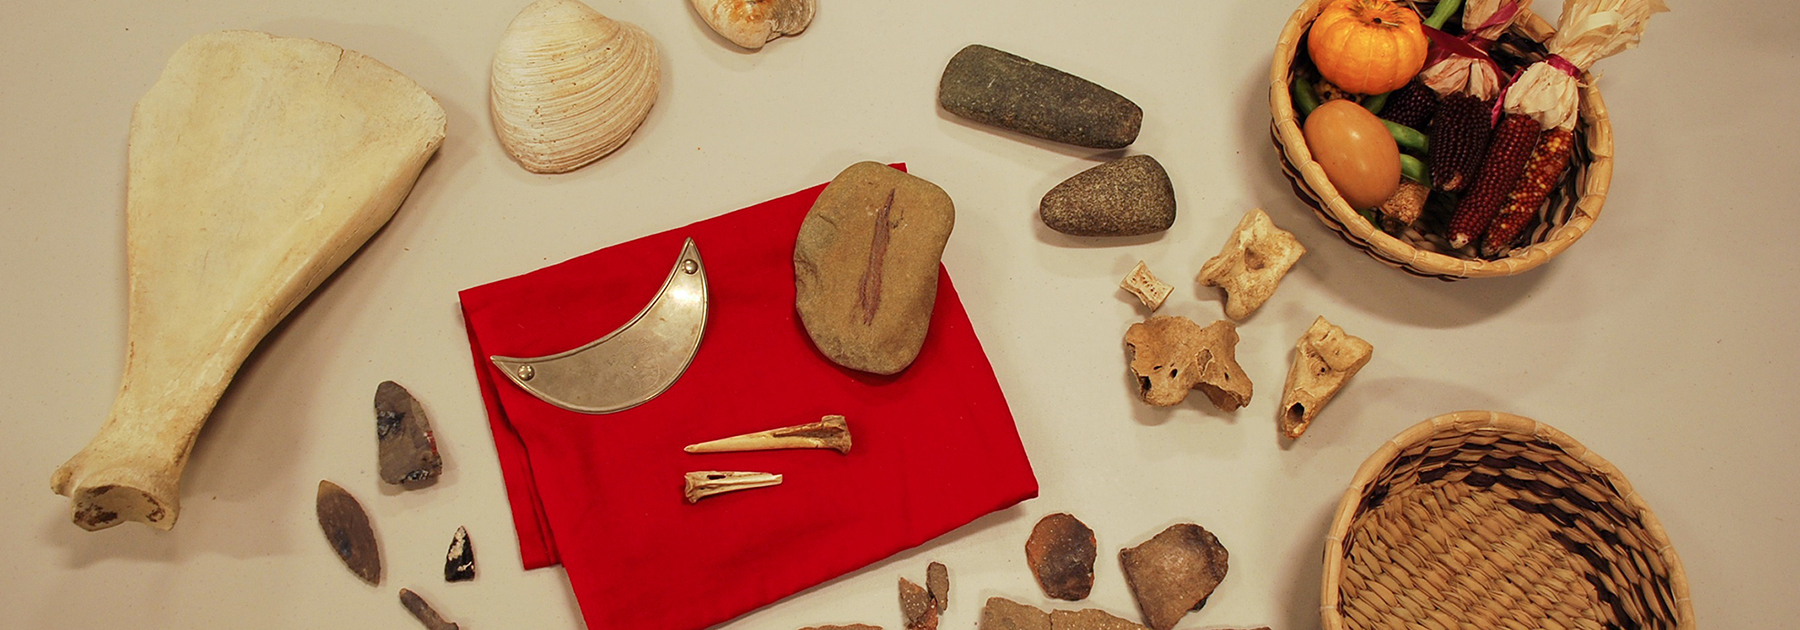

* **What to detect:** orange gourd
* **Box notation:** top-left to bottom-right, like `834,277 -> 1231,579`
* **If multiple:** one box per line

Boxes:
1307,0 -> 1428,95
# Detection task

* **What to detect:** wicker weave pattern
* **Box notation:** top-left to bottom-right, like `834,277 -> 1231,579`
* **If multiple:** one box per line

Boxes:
1324,412 -> 1693,630
1269,1 -> 1614,280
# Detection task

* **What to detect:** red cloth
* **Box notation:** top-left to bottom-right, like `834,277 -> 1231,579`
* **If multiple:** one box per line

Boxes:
458,165 -> 1038,630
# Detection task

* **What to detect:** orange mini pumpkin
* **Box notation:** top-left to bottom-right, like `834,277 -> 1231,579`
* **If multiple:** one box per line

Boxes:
1307,0 -> 1428,95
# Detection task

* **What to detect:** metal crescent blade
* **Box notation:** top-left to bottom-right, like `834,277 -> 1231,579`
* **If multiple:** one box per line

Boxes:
490,238 -> 707,414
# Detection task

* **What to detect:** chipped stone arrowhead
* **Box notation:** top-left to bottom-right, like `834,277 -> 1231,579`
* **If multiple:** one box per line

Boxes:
1119,524 -> 1229,630
376,381 -> 443,486
445,526 -> 475,582
400,588 -> 460,630
1040,156 -> 1176,237
801,626 -> 883,630
316,480 -> 381,586
795,162 -> 955,375
939,44 -> 1142,149
1026,513 -> 1098,601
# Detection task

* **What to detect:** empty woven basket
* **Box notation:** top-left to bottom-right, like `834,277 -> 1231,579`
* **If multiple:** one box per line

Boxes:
1270,0 -> 1614,280
1324,411 -> 1692,630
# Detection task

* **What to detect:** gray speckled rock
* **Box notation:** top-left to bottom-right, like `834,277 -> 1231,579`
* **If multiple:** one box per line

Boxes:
1040,156 -> 1175,236
795,162 -> 955,375
939,44 -> 1142,150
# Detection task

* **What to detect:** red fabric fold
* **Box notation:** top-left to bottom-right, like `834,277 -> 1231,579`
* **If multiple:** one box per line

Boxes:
458,165 -> 1038,630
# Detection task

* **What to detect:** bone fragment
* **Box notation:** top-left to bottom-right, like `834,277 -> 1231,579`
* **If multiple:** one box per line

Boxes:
1279,316 -> 1373,439
400,588 -> 461,630
49,31 -> 446,531
684,415 -> 851,454
1120,261 -> 1173,312
684,471 -> 783,503
1196,209 -> 1305,320
1124,317 -> 1252,411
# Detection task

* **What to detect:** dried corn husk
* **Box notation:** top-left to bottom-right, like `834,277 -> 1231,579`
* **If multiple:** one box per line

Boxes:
1420,0 -> 1534,99
1505,0 -> 1668,130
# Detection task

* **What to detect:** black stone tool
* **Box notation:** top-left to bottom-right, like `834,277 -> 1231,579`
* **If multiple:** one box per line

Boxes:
445,526 -> 475,582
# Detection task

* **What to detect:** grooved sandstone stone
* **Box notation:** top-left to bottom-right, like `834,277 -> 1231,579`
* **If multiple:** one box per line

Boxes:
1040,155 -> 1175,237
795,162 -> 955,375
938,45 -> 1141,149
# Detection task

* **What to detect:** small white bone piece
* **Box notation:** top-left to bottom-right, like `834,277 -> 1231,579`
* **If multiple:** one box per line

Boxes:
1124,316 -> 1253,411
1196,208 -> 1306,320
49,31 -> 446,531
684,415 -> 851,454
1280,316 -> 1373,439
1120,261 -> 1174,312
684,471 -> 783,503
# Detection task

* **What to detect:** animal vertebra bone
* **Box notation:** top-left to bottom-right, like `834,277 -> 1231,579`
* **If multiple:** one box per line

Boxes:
1279,316 -> 1373,439
49,31 -> 446,531
684,471 -> 783,503
1196,208 -> 1306,320
684,415 -> 851,454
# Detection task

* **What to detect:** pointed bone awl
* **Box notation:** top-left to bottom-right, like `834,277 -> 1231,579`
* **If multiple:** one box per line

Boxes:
684,471 -> 783,503
399,588 -> 460,630
684,415 -> 851,454
316,480 -> 381,586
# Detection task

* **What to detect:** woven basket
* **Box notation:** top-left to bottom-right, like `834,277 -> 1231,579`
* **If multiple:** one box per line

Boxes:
1323,411 -> 1693,630
1270,0 -> 1614,280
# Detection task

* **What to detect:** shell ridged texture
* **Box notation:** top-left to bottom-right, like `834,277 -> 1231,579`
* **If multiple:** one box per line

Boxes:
490,0 -> 661,173
691,0 -> 815,50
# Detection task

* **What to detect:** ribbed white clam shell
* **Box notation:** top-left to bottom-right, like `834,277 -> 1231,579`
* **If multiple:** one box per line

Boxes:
490,0 -> 661,173
691,0 -> 815,50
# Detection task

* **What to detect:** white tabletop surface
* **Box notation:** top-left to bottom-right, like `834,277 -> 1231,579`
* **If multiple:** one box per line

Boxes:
2,1 -> 1792,628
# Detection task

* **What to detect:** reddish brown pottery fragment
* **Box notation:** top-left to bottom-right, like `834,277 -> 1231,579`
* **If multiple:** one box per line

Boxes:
1025,513 -> 1097,600
901,576 -> 940,630
926,561 -> 950,613
1118,523 -> 1229,630
801,626 -> 883,630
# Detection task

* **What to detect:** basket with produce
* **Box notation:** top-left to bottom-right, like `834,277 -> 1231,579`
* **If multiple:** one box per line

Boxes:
1269,0 -> 1665,280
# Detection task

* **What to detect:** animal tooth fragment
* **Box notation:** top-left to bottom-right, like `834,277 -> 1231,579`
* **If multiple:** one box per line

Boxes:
927,561 -> 950,613
1196,208 -> 1306,321
684,415 -> 851,454
399,588 -> 461,630
1120,261 -> 1173,312
1279,316 -> 1373,439
683,471 -> 783,503
317,480 -> 382,586
444,526 -> 476,582
489,0 -> 661,173
690,0 -> 815,50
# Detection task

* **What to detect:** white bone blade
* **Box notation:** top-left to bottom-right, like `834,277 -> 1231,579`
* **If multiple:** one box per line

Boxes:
683,471 -> 783,503
50,30 -> 447,531
683,415 -> 850,454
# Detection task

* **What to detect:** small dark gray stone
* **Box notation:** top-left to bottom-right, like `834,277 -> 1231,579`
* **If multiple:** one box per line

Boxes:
939,44 -> 1142,150
979,598 -> 1051,630
795,162 -> 955,375
1040,156 -> 1175,237
376,381 -> 443,486
445,526 -> 475,582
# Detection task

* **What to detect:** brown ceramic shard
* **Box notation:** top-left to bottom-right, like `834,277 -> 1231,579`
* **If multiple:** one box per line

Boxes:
1119,524 -> 1229,630
901,577 -> 939,630
979,598 -> 1052,630
1026,513 -> 1097,601
399,588 -> 460,630
376,381 -> 443,486
1124,317 -> 1252,411
927,561 -> 950,613
1049,609 -> 1149,630
801,626 -> 883,630
316,480 -> 381,586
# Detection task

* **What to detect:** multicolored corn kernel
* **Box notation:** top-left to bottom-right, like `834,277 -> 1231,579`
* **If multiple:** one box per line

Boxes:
1379,78 -> 1439,130
1428,93 -> 1495,193
1378,179 -> 1431,226
1445,113 -> 1543,249
1481,128 -> 1576,256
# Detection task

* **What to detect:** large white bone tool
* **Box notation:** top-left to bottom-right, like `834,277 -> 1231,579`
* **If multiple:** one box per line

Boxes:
49,31 -> 447,531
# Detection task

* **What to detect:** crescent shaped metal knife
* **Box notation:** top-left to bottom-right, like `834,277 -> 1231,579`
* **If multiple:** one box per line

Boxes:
491,238 -> 708,414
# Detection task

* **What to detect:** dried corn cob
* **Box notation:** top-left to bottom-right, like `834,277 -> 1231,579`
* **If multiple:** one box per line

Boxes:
1481,127 -> 1575,256
1380,78 -> 1439,130
1445,113 -> 1541,249
1428,93 -> 1495,193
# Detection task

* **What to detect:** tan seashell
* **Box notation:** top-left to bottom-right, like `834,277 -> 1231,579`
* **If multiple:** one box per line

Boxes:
691,0 -> 815,50
490,0 -> 661,173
